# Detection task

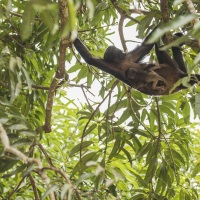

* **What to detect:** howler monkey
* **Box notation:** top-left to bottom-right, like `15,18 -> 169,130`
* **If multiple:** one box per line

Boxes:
74,28 -> 200,95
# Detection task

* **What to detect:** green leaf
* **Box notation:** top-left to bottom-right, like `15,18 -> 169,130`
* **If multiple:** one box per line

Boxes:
71,152 -> 98,177
146,142 -> 156,165
87,72 -> 93,87
0,159 -> 19,173
112,167 -> 126,180
94,171 -> 104,190
0,97 -> 11,106
107,184 -> 117,197
145,155 -> 156,182
117,109 -> 131,125
19,129 -> 37,137
12,139 -> 32,148
172,149 -> 185,165
84,124 -> 97,137
75,173 -> 94,185
61,184 -> 71,200
42,185 -> 59,200
183,101 -> 190,123
160,104 -> 175,118
191,163 -> 200,177
147,14 -> 197,43
76,66 -> 88,83
2,164 -> 26,178
21,164 -> 35,177
21,2 -> 35,40
109,137 -> 121,160
179,188 -> 186,200
68,141 -> 93,157
194,52 -> 200,64
64,0 -> 77,39
195,93 -> 200,117
136,142 -> 152,158
131,193 -> 146,199
7,123 -> 28,130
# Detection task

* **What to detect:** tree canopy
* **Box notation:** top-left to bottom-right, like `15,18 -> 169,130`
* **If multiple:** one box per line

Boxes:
0,0 -> 200,199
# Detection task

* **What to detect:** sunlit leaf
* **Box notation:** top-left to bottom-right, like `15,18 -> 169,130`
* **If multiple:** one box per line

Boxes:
68,141 -> 93,157
195,93 -> 200,117
42,185 -> 59,200
21,2 -> 35,40
147,14 -> 197,43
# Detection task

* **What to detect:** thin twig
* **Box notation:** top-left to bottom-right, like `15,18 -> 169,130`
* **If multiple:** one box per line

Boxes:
78,24 -> 117,32
119,15 -> 127,52
80,81 -> 118,160
147,97 -> 162,191
37,144 -> 55,166
104,90 -> 112,162
81,86 -> 92,108
0,25 -> 24,49
29,175 -> 40,200
127,91 -> 155,138
8,177 -> 26,200
110,0 -> 139,51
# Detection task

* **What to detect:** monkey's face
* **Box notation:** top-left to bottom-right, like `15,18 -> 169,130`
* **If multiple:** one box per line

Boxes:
133,65 -> 182,95
137,80 -> 168,95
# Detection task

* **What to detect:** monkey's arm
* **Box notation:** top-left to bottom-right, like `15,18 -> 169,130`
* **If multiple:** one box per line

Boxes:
155,43 -> 180,70
155,43 -> 200,89
127,28 -> 157,63
74,38 -> 129,84
127,43 -> 154,63
172,33 -> 187,73
172,47 -> 187,73
74,38 -> 100,66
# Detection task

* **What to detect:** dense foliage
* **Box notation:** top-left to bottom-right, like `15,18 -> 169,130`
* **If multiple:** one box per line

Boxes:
0,0 -> 200,199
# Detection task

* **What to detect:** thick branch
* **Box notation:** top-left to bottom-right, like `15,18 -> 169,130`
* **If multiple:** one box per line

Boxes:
185,0 -> 199,24
160,0 -> 173,45
160,0 -> 170,23
184,0 -> 200,46
44,0 -> 70,133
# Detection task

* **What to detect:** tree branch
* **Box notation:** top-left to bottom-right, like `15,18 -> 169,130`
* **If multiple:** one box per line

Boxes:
110,0 -> 140,51
184,0 -> 200,46
149,97 -> 162,184
43,166 -> 81,200
0,123 -> 55,200
160,0 -> 170,23
44,0 -> 71,133
160,0 -> 174,44
29,175 -> 40,200
119,15 -> 127,52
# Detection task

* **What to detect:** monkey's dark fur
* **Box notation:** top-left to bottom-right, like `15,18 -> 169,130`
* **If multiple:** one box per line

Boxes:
74,28 -> 200,95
